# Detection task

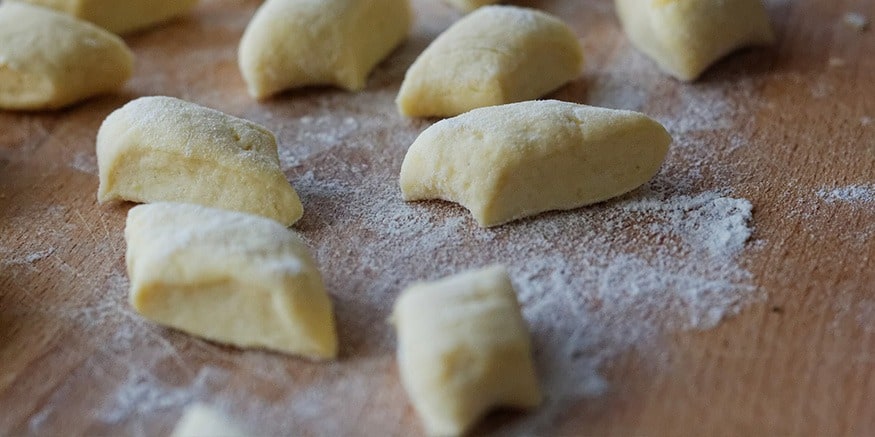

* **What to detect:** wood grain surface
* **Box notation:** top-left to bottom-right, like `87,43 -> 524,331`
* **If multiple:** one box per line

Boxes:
1,0 -> 874,435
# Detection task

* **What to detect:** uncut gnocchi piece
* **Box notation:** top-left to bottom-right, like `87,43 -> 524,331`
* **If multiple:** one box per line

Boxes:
443,0 -> 499,13
615,0 -> 775,81
97,96 -> 303,226
400,100 -> 672,227
126,203 -> 338,360
397,6 -> 583,118
171,404 -> 247,437
238,0 -> 412,99
9,0 -> 198,34
392,265 -> 541,436
0,2 -> 133,111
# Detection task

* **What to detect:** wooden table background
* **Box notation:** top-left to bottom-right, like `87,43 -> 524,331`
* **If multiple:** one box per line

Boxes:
2,0 -> 874,435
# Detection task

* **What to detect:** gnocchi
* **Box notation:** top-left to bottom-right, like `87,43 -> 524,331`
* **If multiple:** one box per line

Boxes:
615,0 -> 775,81
0,2 -> 133,110
97,96 -> 303,226
397,6 -> 583,118
400,100 -> 672,227
392,265 -> 541,435
239,0 -> 412,99
9,0 -> 198,34
126,203 -> 338,360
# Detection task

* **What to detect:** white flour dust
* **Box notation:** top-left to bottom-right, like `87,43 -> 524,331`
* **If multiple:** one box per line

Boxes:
2,247 -> 56,267
286,162 -> 758,434
70,151 -> 98,175
817,184 -> 875,204
9,2 -> 770,432
32,96 -> 763,436
844,12 -> 871,32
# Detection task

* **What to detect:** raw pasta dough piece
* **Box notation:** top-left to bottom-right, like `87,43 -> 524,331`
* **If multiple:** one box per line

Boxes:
396,5 -> 583,118
97,96 -> 303,226
171,404 -> 247,437
615,0 -> 774,81
392,265 -> 541,436
9,0 -> 198,34
444,0 -> 499,13
0,3 -> 132,110
400,100 -> 672,227
238,0 -> 412,99
126,203 -> 338,360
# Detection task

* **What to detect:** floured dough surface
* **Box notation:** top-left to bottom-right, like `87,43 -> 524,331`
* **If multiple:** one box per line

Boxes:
400,100 -> 672,227
126,203 -> 338,360
397,5 -> 583,117
392,265 -> 541,436
238,0 -> 411,98
171,404 -> 247,437
615,0 -> 774,81
0,2 -> 133,110
9,0 -> 198,34
443,0 -> 499,13
97,96 -> 303,226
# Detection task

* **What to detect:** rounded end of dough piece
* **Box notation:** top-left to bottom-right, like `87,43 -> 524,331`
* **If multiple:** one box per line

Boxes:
0,70 -> 57,111
277,187 -> 305,227
0,3 -> 135,110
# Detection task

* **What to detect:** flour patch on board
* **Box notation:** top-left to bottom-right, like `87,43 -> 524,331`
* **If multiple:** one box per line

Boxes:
71,151 -> 98,175
817,184 -> 875,204
281,163 -> 758,435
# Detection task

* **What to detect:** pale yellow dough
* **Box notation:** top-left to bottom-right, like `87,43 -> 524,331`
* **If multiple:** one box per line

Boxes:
444,0 -> 499,13
400,100 -> 672,227
97,96 -> 303,226
9,0 -> 198,34
238,0 -> 412,99
0,3 -> 133,110
171,404 -> 247,437
397,5 -> 583,118
615,0 -> 775,81
126,203 -> 338,360
392,265 -> 541,436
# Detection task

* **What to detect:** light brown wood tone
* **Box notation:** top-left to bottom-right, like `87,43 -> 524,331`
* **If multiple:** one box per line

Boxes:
1,0 -> 874,435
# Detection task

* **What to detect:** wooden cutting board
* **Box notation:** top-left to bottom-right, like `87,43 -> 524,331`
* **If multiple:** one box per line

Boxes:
1,0 -> 874,435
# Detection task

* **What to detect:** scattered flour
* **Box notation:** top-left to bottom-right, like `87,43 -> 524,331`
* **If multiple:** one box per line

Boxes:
8,1 -> 768,435
817,184 -> 875,204
2,248 -> 55,266
844,12 -> 870,32
286,160 -> 758,434
855,300 -> 875,333
810,80 -> 834,99
16,149 -> 758,436
70,151 -> 98,175
828,57 -> 847,68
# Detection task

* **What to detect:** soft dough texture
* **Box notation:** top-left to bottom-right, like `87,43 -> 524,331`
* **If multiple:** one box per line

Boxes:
444,0 -> 499,13
392,265 -> 541,436
171,404 -> 247,437
97,96 -> 303,226
615,0 -> 774,81
9,0 -> 198,34
126,203 -> 338,360
238,0 -> 411,99
400,100 -> 672,227
396,5 -> 583,118
0,2 -> 133,110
